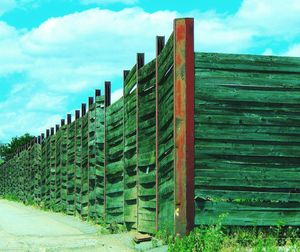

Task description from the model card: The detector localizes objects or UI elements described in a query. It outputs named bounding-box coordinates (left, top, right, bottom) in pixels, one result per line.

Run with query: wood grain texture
left=195, top=52, right=300, bottom=226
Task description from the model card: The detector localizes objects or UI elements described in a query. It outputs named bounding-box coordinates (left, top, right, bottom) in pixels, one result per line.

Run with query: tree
left=0, top=133, right=34, bottom=163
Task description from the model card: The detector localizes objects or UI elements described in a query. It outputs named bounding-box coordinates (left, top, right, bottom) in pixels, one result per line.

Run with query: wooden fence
left=194, top=52, right=300, bottom=227
left=1, top=17, right=300, bottom=236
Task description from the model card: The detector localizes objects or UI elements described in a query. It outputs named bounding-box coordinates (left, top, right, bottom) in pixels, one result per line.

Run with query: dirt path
left=0, top=199, right=136, bottom=252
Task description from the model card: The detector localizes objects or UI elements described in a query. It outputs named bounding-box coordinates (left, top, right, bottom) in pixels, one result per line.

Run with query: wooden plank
left=195, top=189, right=300, bottom=202
left=195, top=52, right=300, bottom=73
left=156, top=31, right=176, bottom=235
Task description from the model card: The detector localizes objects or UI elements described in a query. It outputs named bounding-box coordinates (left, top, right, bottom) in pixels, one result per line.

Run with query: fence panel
left=33, top=143, right=42, bottom=204
left=157, top=34, right=175, bottom=233
left=194, top=52, right=300, bottom=226
left=105, top=98, right=124, bottom=223
left=95, top=96, right=105, bottom=221
left=124, top=65, right=138, bottom=229
left=60, top=125, right=68, bottom=211
left=66, top=121, right=75, bottom=214
left=137, top=59, right=156, bottom=233
left=81, top=113, right=89, bottom=218
left=88, top=101, right=97, bottom=219
left=75, top=117, right=82, bottom=215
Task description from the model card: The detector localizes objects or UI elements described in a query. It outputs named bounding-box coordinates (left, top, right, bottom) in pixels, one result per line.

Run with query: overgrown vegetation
left=0, top=133, right=34, bottom=162
left=155, top=216, right=300, bottom=252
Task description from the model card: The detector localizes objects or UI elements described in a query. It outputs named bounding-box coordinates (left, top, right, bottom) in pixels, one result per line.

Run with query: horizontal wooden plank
left=196, top=189, right=300, bottom=202
left=196, top=52, right=300, bottom=73
left=195, top=200, right=300, bottom=226
left=195, top=141, right=300, bottom=158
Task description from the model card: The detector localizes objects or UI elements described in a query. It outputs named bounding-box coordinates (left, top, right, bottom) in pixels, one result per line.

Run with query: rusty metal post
left=155, top=36, right=165, bottom=232
left=80, top=104, right=86, bottom=215
left=105, top=82, right=111, bottom=107
left=104, top=81, right=111, bottom=222
left=95, top=89, right=101, bottom=97
left=173, top=18, right=195, bottom=236
left=74, top=110, right=80, bottom=210
left=59, top=119, right=65, bottom=205
left=66, top=114, right=71, bottom=211
left=61, top=119, right=65, bottom=127
left=87, top=98, right=94, bottom=216
left=54, top=124, right=59, bottom=206
left=50, top=126, right=54, bottom=203
left=136, top=53, right=144, bottom=229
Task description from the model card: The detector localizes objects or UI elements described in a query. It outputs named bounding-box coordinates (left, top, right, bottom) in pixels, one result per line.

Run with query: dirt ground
left=0, top=199, right=167, bottom=252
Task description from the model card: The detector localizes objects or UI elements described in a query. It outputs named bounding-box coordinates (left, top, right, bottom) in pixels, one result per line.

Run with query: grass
left=160, top=223, right=300, bottom=252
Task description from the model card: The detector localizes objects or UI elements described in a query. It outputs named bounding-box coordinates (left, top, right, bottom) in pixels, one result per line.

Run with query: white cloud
left=0, top=22, right=32, bottom=76
left=15, top=7, right=177, bottom=93
left=3, top=1, right=300, bottom=142
left=235, top=0, right=300, bottom=39
left=0, top=90, right=66, bottom=142
left=26, top=93, right=66, bottom=110
left=0, top=7, right=178, bottom=141
left=194, top=17, right=254, bottom=53
left=111, top=88, right=123, bottom=103
left=81, top=0, right=138, bottom=5
left=285, top=44, right=300, bottom=57
left=262, top=48, right=274, bottom=56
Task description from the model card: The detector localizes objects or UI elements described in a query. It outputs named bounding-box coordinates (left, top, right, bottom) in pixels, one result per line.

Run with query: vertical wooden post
left=104, top=81, right=111, bottom=222
left=155, top=36, right=165, bottom=232
left=173, top=18, right=195, bottom=236
left=136, top=53, right=144, bottom=229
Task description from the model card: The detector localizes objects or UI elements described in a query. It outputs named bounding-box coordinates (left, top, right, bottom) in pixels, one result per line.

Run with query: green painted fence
left=194, top=52, right=300, bottom=226
left=1, top=18, right=300, bottom=236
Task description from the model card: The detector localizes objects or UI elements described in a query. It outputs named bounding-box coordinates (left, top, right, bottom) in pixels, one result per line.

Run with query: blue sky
left=1, top=0, right=300, bottom=142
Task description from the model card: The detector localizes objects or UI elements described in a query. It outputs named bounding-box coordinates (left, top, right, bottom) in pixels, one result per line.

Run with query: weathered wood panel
left=105, top=98, right=124, bottom=223
left=124, top=65, right=138, bottom=229
left=95, top=96, right=105, bottom=222
left=137, top=59, right=156, bottom=233
left=157, top=33, right=175, bottom=233
left=195, top=52, right=300, bottom=226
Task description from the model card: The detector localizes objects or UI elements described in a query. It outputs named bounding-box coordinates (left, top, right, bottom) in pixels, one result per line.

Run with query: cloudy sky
left=1, top=0, right=300, bottom=143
